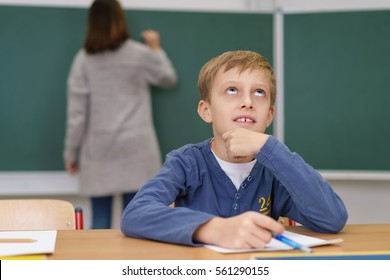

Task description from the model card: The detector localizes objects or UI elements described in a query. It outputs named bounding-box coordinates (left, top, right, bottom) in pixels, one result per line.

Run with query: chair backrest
left=0, top=199, right=76, bottom=230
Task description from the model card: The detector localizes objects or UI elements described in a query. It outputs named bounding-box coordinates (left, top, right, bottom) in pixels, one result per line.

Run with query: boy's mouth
left=234, top=116, right=256, bottom=123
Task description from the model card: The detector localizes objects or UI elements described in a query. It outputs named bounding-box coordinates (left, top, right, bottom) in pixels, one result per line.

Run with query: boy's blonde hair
left=198, top=50, right=276, bottom=105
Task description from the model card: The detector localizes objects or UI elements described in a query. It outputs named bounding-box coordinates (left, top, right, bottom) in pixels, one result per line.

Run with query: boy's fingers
left=254, top=213, right=285, bottom=234
left=222, top=130, right=232, bottom=141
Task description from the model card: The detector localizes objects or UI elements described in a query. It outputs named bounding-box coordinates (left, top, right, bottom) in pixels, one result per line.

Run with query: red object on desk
left=75, top=207, right=84, bottom=230
left=289, top=220, right=297, bottom=226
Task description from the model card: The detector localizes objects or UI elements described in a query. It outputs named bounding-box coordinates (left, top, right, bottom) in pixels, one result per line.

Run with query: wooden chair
left=0, top=199, right=82, bottom=230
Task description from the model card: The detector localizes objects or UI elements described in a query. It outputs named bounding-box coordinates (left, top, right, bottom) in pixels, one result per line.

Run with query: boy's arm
left=222, top=128, right=347, bottom=233
left=258, top=135, right=348, bottom=233
left=121, top=150, right=214, bottom=246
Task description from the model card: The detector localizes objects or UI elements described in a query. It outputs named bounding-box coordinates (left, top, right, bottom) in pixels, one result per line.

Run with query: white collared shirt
left=212, top=151, right=256, bottom=190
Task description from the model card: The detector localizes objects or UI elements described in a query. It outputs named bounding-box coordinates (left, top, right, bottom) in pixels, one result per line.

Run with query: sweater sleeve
left=142, top=48, right=177, bottom=88
left=257, top=136, right=348, bottom=233
left=120, top=149, right=214, bottom=246
left=63, top=51, right=89, bottom=163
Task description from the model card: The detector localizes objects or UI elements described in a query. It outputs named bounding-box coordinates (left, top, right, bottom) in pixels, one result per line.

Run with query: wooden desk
left=48, top=224, right=390, bottom=260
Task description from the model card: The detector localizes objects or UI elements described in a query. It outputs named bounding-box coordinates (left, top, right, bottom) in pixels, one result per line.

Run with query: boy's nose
left=240, top=94, right=254, bottom=109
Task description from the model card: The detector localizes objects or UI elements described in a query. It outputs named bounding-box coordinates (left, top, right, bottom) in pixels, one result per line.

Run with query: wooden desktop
left=48, top=224, right=390, bottom=260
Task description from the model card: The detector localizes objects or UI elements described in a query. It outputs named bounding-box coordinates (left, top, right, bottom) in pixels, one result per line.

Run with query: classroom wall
left=3, top=177, right=390, bottom=229
left=1, top=0, right=390, bottom=227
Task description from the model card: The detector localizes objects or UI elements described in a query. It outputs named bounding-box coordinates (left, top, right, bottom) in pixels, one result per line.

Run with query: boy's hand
left=193, top=211, right=284, bottom=249
left=222, top=128, right=269, bottom=162
left=141, top=29, right=161, bottom=50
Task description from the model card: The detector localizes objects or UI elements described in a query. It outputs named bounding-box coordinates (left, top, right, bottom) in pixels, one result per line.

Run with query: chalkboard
left=0, top=5, right=273, bottom=171
left=0, top=6, right=85, bottom=171
left=284, top=10, right=390, bottom=171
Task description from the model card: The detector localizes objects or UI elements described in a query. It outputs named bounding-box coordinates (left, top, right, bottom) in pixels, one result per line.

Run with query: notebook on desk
left=0, top=230, right=57, bottom=258
left=204, top=231, right=343, bottom=254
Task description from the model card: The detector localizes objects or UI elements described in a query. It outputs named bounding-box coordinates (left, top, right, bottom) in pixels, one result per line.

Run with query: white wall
left=2, top=173, right=390, bottom=228
left=3, top=180, right=390, bottom=228
left=1, top=0, right=390, bottom=12
left=332, top=181, right=390, bottom=225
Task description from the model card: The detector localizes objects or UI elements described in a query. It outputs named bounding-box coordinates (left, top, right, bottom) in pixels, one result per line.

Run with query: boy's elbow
left=120, top=211, right=135, bottom=237
left=320, top=199, right=349, bottom=233
left=317, top=210, right=348, bottom=234
left=331, top=203, right=349, bottom=233
left=332, top=210, right=348, bottom=233
left=120, top=218, right=129, bottom=236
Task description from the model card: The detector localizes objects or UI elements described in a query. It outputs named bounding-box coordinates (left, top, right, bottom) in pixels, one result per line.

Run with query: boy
left=121, top=50, right=348, bottom=249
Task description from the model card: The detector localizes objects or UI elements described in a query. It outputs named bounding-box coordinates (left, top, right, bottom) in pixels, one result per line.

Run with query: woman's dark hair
left=84, top=0, right=129, bottom=54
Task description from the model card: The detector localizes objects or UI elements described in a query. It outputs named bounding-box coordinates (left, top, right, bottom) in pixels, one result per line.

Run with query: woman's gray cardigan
left=64, top=39, right=177, bottom=196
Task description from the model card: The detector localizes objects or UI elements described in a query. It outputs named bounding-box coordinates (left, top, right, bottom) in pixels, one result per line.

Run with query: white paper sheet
left=0, top=230, right=57, bottom=257
left=204, top=231, right=343, bottom=253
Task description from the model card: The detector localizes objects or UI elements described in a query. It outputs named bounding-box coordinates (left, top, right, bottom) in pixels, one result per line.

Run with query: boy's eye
left=226, top=88, right=238, bottom=95
left=254, top=89, right=265, bottom=97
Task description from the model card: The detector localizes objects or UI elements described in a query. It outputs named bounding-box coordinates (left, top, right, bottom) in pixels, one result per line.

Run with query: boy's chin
left=235, top=125, right=266, bottom=133
left=230, top=156, right=255, bottom=163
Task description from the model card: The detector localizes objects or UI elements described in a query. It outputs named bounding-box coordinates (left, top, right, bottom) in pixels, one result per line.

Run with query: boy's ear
left=267, top=105, right=275, bottom=127
left=197, top=100, right=212, bottom=124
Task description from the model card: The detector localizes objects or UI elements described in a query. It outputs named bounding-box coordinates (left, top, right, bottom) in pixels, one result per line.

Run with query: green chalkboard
left=284, top=11, right=390, bottom=170
left=0, top=6, right=85, bottom=171
left=0, top=6, right=273, bottom=171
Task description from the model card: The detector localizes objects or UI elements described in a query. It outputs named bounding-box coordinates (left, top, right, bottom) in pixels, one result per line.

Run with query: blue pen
left=272, top=233, right=313, bottom=253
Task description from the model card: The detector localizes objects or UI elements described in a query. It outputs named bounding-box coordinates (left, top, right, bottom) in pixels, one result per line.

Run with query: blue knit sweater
left=121, top=136, right=348, bottom=246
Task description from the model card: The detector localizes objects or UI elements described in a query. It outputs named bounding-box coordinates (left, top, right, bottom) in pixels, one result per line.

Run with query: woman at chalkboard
left=63, top=0, right=177, bottom=228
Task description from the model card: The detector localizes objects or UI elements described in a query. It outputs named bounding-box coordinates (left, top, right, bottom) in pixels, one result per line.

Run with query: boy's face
left=198, top=67, right=274, bottom=139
